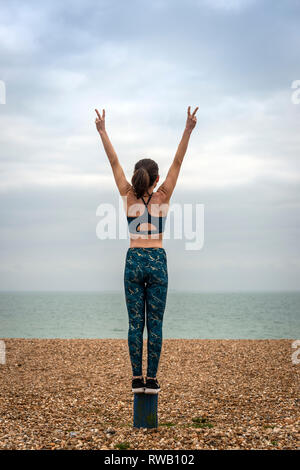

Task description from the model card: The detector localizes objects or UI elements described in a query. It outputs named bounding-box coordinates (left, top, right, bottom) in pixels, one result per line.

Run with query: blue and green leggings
left=124, top=247, right=168, bottom=378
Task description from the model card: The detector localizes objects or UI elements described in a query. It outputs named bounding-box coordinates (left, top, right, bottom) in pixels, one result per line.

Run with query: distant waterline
left=0, top=291, right=299, bottom=339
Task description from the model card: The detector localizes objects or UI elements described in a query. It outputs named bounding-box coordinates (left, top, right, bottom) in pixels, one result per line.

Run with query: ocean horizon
left=0, top=290, right=299, bottom=340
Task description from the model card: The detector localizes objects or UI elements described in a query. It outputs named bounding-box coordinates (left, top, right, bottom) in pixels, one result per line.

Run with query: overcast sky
left=0, top=0, right=299, bottom=292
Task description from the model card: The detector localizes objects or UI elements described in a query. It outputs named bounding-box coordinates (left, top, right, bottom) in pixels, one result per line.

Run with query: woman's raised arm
left=157, top=106, right=198, bottom=201
left=95, top=108, right=131, bottom=196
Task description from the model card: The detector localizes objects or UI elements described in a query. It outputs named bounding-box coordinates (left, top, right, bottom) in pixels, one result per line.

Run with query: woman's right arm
left=95, top=108, right=132, bottom=196
left=157, top=106, right=198, bottom=201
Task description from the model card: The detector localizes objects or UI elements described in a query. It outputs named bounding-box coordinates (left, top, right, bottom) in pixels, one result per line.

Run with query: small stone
left=105, top=428, right=116, bottom=435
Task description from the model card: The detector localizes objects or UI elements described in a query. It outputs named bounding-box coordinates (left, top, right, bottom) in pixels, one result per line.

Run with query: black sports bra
left=127, top=192, right=167, bottom=235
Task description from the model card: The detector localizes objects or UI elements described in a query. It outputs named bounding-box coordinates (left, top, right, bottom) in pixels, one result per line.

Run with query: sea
left=0, top=291, right=299, bottom=339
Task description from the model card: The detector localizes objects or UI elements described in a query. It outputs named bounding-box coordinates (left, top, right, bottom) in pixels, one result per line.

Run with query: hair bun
left=131, top=158, right=159, bottom=200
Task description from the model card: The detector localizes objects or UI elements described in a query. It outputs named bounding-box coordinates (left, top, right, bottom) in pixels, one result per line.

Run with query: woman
left=95, top=106, right=198, bottom=394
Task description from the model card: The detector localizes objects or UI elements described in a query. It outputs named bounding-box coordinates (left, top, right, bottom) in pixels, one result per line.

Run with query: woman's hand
left=185, top=106, right=199, bottom=133
left=95, top=108, right=106, bottom=133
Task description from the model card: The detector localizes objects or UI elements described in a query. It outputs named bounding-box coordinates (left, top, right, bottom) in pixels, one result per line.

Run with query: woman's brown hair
left=131, top=158, right=159, bottom=199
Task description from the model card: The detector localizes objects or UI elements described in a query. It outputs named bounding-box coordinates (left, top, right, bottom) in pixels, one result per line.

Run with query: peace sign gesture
left=95, top=108, right=106, bottom=134
left=185, top=105, right=199, bottom=133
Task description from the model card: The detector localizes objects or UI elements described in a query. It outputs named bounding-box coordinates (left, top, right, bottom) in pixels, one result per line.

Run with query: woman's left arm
left=95, top=108, right=131, bottom=196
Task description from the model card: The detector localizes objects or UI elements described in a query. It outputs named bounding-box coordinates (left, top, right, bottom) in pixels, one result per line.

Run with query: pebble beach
left=0, top=339, right=299, bottom=450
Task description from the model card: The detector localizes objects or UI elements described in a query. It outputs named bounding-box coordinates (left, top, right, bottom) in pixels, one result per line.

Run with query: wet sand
left=0, top=339, right=299, bottom=450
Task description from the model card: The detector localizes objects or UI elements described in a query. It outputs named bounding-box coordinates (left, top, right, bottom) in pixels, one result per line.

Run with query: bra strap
left=141, top=192, right=153, bottom=207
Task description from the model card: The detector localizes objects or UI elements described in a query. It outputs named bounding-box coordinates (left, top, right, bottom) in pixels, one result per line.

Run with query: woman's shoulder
left=155, top=187, right=171, bottom=205
left=152, top=191, right=170, bottom=217
left=121, top=184, right=134, bottom=200
left=123, top=187, right=170, bottom=206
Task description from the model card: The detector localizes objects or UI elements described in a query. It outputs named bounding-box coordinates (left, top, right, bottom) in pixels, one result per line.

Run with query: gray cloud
left=0, top=0, right=299, bottom=291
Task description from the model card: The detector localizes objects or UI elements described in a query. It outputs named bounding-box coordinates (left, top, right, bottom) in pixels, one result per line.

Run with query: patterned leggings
left=124, top=247, right=168, bottom=378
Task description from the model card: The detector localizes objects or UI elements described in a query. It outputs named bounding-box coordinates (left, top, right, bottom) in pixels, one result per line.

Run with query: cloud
left=0, top=0, right=299, bottom=290
left=198, top=0, right=257, bottom=12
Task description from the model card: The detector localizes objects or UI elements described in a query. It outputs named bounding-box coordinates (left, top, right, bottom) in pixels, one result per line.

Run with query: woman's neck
left=143, top=186, right=154, bottom=197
